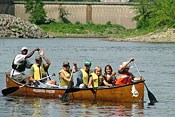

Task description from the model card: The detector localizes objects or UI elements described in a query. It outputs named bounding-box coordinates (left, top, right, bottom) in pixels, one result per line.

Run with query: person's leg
left=11, top=74, right=25, bottom=83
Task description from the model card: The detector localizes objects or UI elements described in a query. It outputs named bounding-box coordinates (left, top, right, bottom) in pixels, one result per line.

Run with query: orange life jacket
left=115, top=72, right=133, bottom=86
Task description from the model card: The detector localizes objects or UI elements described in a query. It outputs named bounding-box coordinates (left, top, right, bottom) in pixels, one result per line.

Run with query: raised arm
left=118, top=58, right=134, bottom=73
left=73, top=63, right=78, bottom=73
left=25, top=47, right=40, bottom=59
left=39, top=49, right=51, bottom=67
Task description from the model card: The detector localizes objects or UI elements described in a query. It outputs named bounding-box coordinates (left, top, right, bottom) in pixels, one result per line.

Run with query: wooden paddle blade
left=1, top=86, right=19, bottom=96
left=144, top=83, right=158, bottom=104
left=60, top=93, right=68, bottom=102
left=60, top=88, right=81, bottom=102
left=148, top=90, right=158, bottom=104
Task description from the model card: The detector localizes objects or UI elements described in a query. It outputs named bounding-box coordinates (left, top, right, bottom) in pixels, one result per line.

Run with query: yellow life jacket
left=59, top=69, right=71, bottom=87
left=32, top=64, right=47, bottom=80
left=80, top=69, right=92, bottom=85
left=91, top=72, right=103, bottom=88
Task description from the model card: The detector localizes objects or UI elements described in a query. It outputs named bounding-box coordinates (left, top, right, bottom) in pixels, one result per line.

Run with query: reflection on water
left=69, top=100, right=144, bottom=117
left=2, top=96, right=144, bottom=117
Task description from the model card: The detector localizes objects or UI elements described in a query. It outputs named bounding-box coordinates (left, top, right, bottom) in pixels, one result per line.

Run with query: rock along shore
left=106, top=28, right=175, bottom=43
left=0, top=14, right=49, bottom=38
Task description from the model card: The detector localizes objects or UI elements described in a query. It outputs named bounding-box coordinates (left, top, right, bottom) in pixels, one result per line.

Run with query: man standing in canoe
left=76, top=60, right=92, bottom=88
left=29, top=49, right=56, bottom=86
left=11, top=47, right=40, bottom=84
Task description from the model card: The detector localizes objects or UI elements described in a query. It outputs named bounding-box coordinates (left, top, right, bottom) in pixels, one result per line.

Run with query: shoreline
left=1, top=14, right=175, bottom=43
left=1, top=30, right=175, bottom=43
left=46, top=28, right=175, bottom=43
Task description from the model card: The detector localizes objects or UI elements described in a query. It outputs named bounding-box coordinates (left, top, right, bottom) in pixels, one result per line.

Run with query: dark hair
left=35, top=56, right=42, bottom=61
left=104, top=64, right=113, bottom=74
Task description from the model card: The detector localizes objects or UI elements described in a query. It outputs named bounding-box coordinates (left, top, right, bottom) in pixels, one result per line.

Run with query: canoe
left=4, top=72, right=144, bottom=102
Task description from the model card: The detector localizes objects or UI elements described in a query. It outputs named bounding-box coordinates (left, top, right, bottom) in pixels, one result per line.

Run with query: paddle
left=60, top=66, right=74, bottom=102
left=1, top=73, right=55, bottom=96
left=133, top=62, right=158, bottom=105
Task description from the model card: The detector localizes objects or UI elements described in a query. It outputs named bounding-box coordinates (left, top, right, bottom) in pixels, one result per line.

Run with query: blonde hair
left=94, top=66, right=102, bottom=75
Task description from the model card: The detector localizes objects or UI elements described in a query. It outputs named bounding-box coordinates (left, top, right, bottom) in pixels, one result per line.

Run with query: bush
left=134, top=0, right=175, bottom=29
left=25, top=0, right=47, bottom=24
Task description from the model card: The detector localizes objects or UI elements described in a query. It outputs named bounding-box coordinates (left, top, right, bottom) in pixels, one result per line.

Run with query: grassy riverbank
left=39, top=22, right=126, bottom=38
left=39, top=22, right=175, bottom=43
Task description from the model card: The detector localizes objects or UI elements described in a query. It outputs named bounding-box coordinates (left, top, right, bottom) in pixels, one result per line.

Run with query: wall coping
left=13, top=1, right=138, bottom=5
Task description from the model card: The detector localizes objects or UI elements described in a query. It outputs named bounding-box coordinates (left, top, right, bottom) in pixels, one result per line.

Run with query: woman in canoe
left=58, top=61, right=78, bottom=89
left=103, top=64, right=117, bottom=86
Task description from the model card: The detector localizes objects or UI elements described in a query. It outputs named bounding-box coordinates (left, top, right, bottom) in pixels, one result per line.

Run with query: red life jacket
left=115, top=72, right=133, bottom=86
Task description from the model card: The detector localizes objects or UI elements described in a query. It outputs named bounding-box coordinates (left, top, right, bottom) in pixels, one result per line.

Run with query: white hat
left=120, top=62, right=130, bottom=68
left=21, top=47, right=28, bottom=51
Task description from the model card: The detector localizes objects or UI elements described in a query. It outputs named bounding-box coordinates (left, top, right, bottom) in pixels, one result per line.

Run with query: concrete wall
left=92, top=5, right=135, bottom=28
left=13, top=2, right=136, bottom=29
left=0, top=0, right=14, bottom=15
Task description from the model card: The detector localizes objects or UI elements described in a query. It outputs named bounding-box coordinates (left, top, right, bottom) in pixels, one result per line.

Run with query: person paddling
left=58, top=61, right=78, bottom=89
left=29, top=49, right=56, bottom=87
left=11, top=47, right=40, bottom=84
left=115, top=58, right=135, bottom=86
left=76, top=60, right=92, bottom=88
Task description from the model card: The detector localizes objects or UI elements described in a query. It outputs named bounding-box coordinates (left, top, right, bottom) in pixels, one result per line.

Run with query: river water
left=0, top=38, right=175, bottom=117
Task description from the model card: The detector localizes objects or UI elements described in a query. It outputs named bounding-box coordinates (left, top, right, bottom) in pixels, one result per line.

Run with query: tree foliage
left=25, top=0, right=47, bottom=24
left=58, top=6, right=70, bottom=23
left=134, top=0, right=175, bottom=29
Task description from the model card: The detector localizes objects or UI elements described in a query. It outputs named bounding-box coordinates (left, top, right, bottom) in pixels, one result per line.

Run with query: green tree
left=58, top=6, right=70, bottom=23
left=134, top=0, right=175, bottom=28
left=25, top=0, right=47, bottom=24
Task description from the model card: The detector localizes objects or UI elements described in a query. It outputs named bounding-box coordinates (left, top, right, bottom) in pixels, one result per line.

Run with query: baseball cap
left=84, top=61, right=91, bottom=66
left=35, top=56, right=42, bottom=61
left=21, top=47, right=28, bottom=51
left=63, top=61, right=69, bottom=66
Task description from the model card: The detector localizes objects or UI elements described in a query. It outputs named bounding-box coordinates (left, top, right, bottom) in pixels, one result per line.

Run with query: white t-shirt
left=10, top=54, right=27, bottom=77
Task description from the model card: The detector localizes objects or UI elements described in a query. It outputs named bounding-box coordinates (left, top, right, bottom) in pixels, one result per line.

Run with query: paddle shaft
left=35, top=73, right=55, bottom=82
left=60, top=66, right=74, bottom=102
left=133, top=62, right=142, bottom=78
left=133, top=62, right=158, bottom=104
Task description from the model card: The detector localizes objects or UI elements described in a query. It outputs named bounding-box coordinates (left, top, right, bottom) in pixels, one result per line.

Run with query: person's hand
left=111, top=72, right=116, bottom=76
left=130, top=58, right=134, bottom=62
left=112, top=80, right=116, bottom=85
left=73, top=62, right=77, bottom=67
left=40, top=49, right=44, bottom=56
left=68, top=78, right=73, bottom=82
left=35, top=47, right=40, bottom=51
left=108, top=84, right=113, bottom=87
